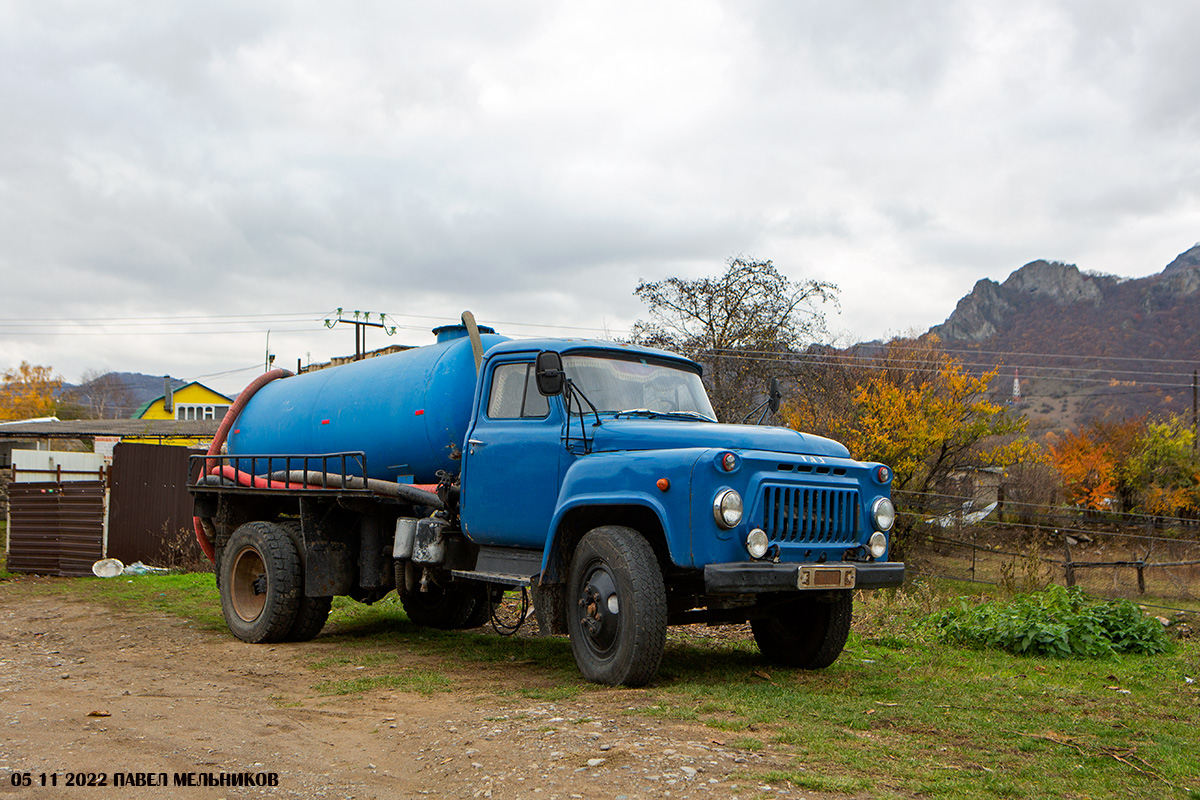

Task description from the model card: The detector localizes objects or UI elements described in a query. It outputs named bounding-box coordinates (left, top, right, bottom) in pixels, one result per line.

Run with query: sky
left=2, top=0, right=1198, bottom=397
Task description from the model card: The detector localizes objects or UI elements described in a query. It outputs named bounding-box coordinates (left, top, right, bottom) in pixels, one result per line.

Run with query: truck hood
left=584, top=418, right=851, bottom=458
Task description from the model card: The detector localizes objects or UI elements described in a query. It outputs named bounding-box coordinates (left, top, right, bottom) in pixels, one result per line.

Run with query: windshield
left=562, top=353, right=716, bottom=421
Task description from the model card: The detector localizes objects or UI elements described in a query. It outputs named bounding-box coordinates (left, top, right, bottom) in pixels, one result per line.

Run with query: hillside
left=59, top=373, right=187, bottom=419
left=930, top=243, right=1200, bottom=432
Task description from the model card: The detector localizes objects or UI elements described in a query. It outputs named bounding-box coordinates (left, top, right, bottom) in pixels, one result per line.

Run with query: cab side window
left=487, top=363, right=550, bottom=419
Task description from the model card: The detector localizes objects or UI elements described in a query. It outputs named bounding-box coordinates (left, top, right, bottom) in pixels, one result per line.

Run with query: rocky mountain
left=930, top=243, right=1200, bottom=431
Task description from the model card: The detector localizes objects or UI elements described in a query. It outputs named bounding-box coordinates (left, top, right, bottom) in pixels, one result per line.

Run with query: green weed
left=933, top=585, right=1171, bottom=657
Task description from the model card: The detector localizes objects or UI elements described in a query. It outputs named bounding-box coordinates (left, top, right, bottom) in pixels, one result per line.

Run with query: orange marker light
left=656, top=478, right=670, bottom=492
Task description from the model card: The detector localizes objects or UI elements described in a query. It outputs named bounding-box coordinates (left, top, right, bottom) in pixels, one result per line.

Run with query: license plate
left=797, top=566, right=856, bottom=589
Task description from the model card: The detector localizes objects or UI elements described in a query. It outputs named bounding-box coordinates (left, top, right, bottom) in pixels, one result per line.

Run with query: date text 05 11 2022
left=9, top=771, right=281, bottom=788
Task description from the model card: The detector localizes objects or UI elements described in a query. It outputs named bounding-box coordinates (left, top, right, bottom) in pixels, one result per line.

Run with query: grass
left=0, top=519, right=10, bottom=579
left=312, top=667, right=452, bottom=696
left=2, top=571, right=1197, bottom=798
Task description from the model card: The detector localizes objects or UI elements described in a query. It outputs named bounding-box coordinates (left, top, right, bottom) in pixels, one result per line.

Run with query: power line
left=698, top=349, right=1198, bottom=390
left=861, top=338, right=1200, bottom=367
left=2, top=326, right=328, bottom=338
left=0, top=311, right=334, bottom=326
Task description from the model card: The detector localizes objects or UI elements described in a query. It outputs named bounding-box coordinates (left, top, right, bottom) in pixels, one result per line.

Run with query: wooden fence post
left=1062, top=534, right=1075, bottom=587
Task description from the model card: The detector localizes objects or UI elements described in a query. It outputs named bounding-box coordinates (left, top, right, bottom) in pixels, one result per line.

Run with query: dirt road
left=0, top=586, right=820, bottom=800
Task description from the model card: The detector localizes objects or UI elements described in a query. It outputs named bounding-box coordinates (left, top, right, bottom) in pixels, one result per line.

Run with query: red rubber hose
left=210, top=465, right=317, bottom=490
left=193, top=368, right=293, bottom=562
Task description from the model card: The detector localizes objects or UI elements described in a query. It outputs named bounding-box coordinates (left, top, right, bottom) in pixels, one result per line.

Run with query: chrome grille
left=761, top=485, right=860, bottom=545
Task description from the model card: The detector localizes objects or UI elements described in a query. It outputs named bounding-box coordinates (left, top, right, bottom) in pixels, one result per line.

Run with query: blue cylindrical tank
left=226, top=325, right=509, bottom=484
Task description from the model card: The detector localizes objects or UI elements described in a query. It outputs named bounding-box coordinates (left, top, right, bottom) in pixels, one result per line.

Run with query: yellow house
left=131, top=381, right=233, bottom=447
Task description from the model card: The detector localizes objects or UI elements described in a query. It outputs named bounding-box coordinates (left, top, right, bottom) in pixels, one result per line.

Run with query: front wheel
left=219, top=522, right=302, bottom=643
left=751, top=591, right=852, bottom=669
left=567, top=526, right=667, bottom=687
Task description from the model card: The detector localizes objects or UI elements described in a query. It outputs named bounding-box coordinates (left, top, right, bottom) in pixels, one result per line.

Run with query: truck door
left=459, top=358, right=564, bottom=549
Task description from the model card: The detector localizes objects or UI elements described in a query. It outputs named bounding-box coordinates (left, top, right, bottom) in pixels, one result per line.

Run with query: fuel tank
left=226, top=325, right=509, bottom=484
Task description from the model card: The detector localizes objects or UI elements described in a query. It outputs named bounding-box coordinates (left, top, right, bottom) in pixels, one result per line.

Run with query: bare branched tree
left=70, top=369, right=134, bottom=419
left=632, top=257, right=838, bottom=422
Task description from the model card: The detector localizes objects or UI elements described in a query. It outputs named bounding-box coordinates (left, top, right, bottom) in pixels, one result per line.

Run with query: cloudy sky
left=2, top=1, right=1198, bottom=396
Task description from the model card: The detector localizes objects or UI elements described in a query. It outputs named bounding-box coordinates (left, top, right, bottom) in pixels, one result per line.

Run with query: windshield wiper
left=613, top=409, right=714, bottom=422
left=655, top=410, right=715, bottom=422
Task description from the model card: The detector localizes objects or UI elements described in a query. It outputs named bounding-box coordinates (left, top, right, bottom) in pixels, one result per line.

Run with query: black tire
left=751, top=590, right=853, bottom=669
left=219, top=522, right=302, bottom=643
left=461, top=584, right=504, bottom=629
left=277, top=521, right=332, bottom=642
left=287, top=595, right=333, bottom=641
left=402, top=581, right=488, bottom=629
left=566, top=526, right=667, bottom=687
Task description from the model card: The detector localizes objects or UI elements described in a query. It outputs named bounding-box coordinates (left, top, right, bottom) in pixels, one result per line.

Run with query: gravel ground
left=0, top=587, right=836, bottom=800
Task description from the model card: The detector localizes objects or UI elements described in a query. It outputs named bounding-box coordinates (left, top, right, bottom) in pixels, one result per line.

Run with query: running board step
left=451, top=570, right=533, bottom=587
left=451, top=546, right=543, bottom=587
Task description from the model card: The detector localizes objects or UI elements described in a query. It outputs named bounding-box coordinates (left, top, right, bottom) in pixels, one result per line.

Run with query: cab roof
left=483, top=337, right=703, bottom=375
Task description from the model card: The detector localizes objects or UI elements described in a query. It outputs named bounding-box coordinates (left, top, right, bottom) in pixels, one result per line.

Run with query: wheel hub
left=578, top=567, right=619, bottom=652
left=230, top=546, right=268, bottom=623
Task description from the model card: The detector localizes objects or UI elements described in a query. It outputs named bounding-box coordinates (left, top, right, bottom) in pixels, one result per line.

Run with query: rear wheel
left=402, top=581, right=489, bottom=629
left=277, top=521, right=332, bottom=641
left=286, top=595, right=333, bottom=641
left=751, top=591, right=852, bottom=669
left=567, top=526, right=667, bottom=687
left=219, top=522, right=302, bottom=643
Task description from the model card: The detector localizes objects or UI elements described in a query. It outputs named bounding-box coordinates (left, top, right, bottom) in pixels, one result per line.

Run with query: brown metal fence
left=6, top=481, right=106, bottom=577
left=106, top=442, right=203, bottom=566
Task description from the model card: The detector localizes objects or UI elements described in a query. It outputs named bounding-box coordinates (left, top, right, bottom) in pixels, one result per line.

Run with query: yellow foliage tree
left=785, top=336, right=1028, bottom=499
left=0, top=362, right=62, bottom=420
left=1121, top=416, right=1199, bottom=517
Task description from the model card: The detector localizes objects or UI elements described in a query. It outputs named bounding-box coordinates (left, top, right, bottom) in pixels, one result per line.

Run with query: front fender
left=539, top=449, right=707, bottom=578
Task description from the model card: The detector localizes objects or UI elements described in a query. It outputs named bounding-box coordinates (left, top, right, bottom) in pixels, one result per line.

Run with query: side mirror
left=768, top=377, right=782, bottom=413
left=534, top=351, right=565, bottom=396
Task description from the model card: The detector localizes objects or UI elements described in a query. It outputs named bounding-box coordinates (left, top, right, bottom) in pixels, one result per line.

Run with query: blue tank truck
left=189, top=314, right=904, bottom=686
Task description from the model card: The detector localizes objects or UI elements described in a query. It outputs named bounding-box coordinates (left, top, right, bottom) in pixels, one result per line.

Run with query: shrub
left=931, top=584, right=1169, bottom=657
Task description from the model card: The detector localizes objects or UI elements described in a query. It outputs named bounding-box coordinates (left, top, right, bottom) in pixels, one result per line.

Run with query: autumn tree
left=0, top=362, right=62, bottom=420
left=790, top=336, right=1027, bottom=495
left=632, top=257, right=838, bottom=422
left=1049, top=428, right=1117, bottom=511
left=1048, top=418, right=1143, bottom=513
left=785, top=335, right=1030, bottom=552
left=1121, top=416, right=1199, bottom=518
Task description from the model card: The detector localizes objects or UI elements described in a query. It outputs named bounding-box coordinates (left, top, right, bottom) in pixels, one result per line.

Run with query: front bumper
left=704, top=561, right=905, bottom=595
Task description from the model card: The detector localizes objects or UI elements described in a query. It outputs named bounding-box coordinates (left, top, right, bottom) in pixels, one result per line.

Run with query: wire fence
left=897, top=492, right=1200, bottom=617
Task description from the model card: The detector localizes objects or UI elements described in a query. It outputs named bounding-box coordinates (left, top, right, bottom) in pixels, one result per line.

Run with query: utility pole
left=324, top=309, right=396, bottom=361
left=1192, top=370, right=1197, bottom=451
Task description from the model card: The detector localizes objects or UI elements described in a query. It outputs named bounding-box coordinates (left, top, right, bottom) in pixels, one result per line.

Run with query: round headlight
left=720, top=452, right=739, bottom=472
left=871, top=497, right=895, bottom=532
left=713, top=489, right=743, bottom=529
left=868, top=531, right=888, bottom=559
left=746, top=528, right=769, bottom=559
